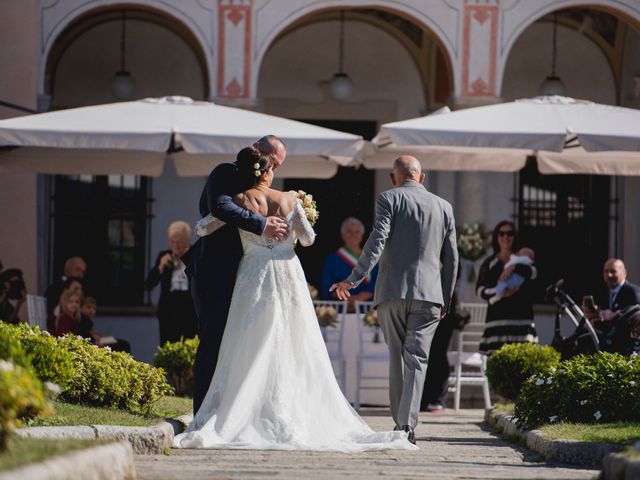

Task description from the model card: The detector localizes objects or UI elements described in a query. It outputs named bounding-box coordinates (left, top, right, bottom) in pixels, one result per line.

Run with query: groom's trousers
left=377, top=299, right=441, bottom=429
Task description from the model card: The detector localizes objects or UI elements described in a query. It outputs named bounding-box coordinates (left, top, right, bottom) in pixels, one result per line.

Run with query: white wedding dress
left=174, top=200, right=416, bottom=452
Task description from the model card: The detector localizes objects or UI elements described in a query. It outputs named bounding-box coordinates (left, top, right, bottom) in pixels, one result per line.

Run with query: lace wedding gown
left=174, top=200, right=415, bottom=452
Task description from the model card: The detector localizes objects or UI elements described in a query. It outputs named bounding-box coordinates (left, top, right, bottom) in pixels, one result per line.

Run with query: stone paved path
left=134, top=409, right=599, bottom=479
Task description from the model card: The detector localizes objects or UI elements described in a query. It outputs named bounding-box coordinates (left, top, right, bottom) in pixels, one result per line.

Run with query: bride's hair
left=235, top=145, right=272, bottom=190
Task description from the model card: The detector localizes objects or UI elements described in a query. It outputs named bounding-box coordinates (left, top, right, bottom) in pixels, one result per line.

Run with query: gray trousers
left=377, top=299, right=441, bottom=428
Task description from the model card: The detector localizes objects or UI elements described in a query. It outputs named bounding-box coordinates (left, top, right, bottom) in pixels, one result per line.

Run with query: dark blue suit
left=181, top=163, right=265, bottom=414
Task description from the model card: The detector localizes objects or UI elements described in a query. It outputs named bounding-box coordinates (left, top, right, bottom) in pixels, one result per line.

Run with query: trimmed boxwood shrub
left=0, top=323, right=171, bottom=414
left=0, top=326, right=31, bottom=370
left=486, top=343, right=561, bottom=401
left=0, top=359, right=51, bottom=450
left=5, top=324, right=75, bottom=388
left=57, top=334, right=172, bottom=413
left=154, top=337, right=199, bottom=397
left=515, top=352, right=640, bottom=428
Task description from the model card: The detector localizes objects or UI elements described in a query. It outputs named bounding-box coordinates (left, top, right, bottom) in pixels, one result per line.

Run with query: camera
left=6, top=278, right=25, bottom=300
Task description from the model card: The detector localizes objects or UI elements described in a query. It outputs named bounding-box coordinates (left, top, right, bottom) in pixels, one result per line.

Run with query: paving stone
left=134, top=409, right=599, bottom=479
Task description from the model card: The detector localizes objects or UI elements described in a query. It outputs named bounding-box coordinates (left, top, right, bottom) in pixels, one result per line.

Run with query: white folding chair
left=313, top=300, right=347, bottom=393
left=26, top=294, right=48, bottom=331
left=354, top=301, right=389, bottom=412
left=447, top=302, right=492, bottom=411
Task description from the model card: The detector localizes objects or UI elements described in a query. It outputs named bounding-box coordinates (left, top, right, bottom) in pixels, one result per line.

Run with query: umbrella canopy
left=369, top=96, right=640, bottom=175
left=0, top=96, right=363, bottom=178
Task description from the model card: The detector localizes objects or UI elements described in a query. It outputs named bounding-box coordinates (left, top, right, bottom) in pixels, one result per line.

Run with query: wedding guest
left=476, top=221, right=538, bottom=353
left=0, top=268, right=27, bottom=325
left=145, top=221, right=198, bottom=345
left=595, top=258, right=640, bottom=320
left=322, top=217, right=378, bottom=311
left=75, top=296, right=131, bottom=353
left=55, top=289, right=82, bottom=336
left=45, top=256, right=87, bottom=332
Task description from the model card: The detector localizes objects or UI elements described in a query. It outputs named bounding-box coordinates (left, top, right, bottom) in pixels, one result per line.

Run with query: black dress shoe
left=399, top=425, right=416, bottom=445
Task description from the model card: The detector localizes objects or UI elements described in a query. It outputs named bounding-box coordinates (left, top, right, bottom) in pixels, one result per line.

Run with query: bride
left=173, top=146, right=416, bottom=452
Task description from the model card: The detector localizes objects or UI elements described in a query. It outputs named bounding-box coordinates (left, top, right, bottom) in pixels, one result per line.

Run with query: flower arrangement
left=457, top=223, right=487, bottom=261
left=362, top=309, right=381, bottom=342
left=315, top=305, right=338, bottom=328
left=363, top=309, right=379, bottom=327
left=290, top=190, right=319, bottom=226
left=308, top=283, right=319, bottom=300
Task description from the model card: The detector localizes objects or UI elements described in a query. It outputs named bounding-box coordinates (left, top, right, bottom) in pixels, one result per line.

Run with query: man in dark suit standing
left=183, top=136, right=288, bottom=415
left=597, top=258, right=640, bottom=320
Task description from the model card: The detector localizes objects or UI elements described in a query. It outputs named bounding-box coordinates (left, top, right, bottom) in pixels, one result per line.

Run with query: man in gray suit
left=331, top=155, right=458, bottom=444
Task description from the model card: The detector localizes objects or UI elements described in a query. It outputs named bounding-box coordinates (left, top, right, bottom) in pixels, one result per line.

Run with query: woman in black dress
left=476, top=220, right=538, bottom=353
left=145, top=221, right=198, bottom=345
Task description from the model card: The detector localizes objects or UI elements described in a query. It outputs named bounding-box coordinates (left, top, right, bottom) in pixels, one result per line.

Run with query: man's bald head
left=603, top=258, right=627, bottom=290
left=64, top=257, right=86, bottom=279
left=391, top=155, right=425, bottom=186
left=253, top=135, right=286, bottom=170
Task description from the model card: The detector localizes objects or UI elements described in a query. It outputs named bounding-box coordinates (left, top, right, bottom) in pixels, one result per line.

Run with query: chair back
left=312, top=300, right=348, bottom=354
left=354, top=301, right=384, bottom=352
left=26, top=294, right=48, bottom=331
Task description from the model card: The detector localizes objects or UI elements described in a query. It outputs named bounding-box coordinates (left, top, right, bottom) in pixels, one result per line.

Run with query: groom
left=331, top=156, right=458, bottom=444
left=182, top=135, right=288, bottom=415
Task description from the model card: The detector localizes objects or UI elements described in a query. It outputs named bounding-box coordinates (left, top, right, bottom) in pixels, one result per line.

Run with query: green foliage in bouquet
left=457, top=223, right=488, bottom=261
left=0, top=360, right=51, bottom=450
left=154, top=337, right=199, bottom=397
left=486, top=343, right=561, bottom=401
left=515, top=352, right=640, bottom=428
left=58, top=334, right=172, bottom=413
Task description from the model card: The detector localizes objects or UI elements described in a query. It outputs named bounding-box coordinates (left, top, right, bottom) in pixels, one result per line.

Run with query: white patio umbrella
left=0, top=96, right=364, bottom=178
left=367, top=96, right=640, bottom=175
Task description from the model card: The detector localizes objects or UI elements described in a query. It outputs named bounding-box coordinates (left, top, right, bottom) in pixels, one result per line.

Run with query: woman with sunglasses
left=475, top=220, right=538, bottom=353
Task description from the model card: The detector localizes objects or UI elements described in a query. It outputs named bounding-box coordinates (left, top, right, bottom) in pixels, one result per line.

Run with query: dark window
left=284, top=120, right=377, bottom=294
left=517, top=158, right=614, bottom=301
left=48, top=175, right=152, bottom=306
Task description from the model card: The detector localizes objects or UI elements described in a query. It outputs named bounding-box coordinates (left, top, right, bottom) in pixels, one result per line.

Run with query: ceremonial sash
left=336, top=247, right=370, bottom=284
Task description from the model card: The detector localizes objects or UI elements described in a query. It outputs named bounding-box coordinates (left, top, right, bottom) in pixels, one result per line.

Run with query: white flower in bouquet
left=315, top=305, right=338, bottom=328
left=290, top=190, right=319, bottom=227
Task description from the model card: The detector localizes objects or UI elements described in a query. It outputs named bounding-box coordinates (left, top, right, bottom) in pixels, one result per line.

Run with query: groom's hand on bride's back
left=264, top=216, right=288, bottom=241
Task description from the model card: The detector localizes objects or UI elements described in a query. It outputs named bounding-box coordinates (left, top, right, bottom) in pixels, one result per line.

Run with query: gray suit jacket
left=347, top=182, right=458, bottom=312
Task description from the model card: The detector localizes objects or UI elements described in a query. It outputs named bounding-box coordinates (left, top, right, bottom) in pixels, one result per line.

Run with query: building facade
left=1, top=0, right=639, bottom=320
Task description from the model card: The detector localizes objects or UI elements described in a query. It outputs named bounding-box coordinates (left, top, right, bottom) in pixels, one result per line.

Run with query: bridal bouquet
left=290, top=190, right=319, bottom=226
left=315, top=305, right=338, bottom=328
left=457, top=223, right=487, bottom=261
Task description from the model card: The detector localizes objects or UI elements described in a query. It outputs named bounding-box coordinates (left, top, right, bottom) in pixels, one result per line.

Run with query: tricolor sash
left=336, top=247, right=370, bottom=284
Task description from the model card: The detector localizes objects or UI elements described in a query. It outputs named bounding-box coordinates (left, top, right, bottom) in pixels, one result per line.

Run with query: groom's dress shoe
left=398, top=425, right=416, bottom=445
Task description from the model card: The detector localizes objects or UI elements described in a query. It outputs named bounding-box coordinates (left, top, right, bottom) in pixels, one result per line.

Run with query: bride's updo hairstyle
left=235, top=145, right=273, bottom=191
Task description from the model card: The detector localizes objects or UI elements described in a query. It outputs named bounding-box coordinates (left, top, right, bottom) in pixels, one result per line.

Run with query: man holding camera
left=0, top=268, right=27, bottom=324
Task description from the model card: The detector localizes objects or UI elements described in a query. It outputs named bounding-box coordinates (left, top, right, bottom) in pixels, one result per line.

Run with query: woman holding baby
left=476, top=220, right=538, bottom=353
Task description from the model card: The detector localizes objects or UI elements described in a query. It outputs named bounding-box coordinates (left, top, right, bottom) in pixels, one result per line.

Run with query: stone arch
left=252, top=2, right=457, bottom=99
left=498, top=0, right=640, bottom=95
left=40, top=1, right=212, bottom=100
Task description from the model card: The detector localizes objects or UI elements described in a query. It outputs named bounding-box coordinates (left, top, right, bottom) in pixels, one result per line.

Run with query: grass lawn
left=28, top=395, right=193, bottom=427
left=539, top=422, right=640, bottom=446
left=0, top=436, right=107, bottom=471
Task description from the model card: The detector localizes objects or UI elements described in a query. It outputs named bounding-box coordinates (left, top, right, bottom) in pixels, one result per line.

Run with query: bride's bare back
left=234, top=187, right=296, bottom=219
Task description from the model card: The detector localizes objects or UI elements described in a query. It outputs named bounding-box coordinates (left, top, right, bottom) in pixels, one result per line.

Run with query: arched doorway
left=43, top=6, right=210, bottom=306
left=503, top=7, right=640, bottom=300
left=256, top=7, right=453, bottom=295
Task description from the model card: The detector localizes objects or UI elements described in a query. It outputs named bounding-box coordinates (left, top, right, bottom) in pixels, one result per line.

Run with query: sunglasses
left=497, top=230, right=515, bottom=237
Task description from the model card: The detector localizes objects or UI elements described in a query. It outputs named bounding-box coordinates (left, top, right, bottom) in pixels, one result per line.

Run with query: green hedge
left=0, top=323, right=171, bottom=414
left=154, top=337, right=199, bottom=397
left=0, top=360, right=51, bottom=450
left=486, top=343, right=561, bottom=401
left=515, top=352, right=640, bottom=428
